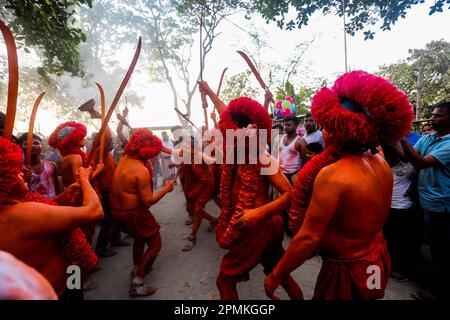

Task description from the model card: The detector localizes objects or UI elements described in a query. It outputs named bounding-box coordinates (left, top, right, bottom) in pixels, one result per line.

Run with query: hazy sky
left=1, top=0, right=449, bottom=136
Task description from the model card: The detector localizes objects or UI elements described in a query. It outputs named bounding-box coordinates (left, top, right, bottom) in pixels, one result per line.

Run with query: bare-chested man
left=197, top=93, right=303, bottom=300
left=80, top=107, right=132, bottom=257
left=111, top=128, right=175, bottom=297
left=180, top=137, right=218, bottom=252
left=264, top=71, right=414, bottom=300
left=48, top=121, right=104, bottom=243
left=0, top=137, right=104, bottom=297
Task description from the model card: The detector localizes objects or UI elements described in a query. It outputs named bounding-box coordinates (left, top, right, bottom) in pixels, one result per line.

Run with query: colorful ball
left=275, top=101, right=282, bottom=109
left=290, top=104, right=296, bottom=111
left=282, top=100, right=291, bottom=109
left=274, top=108, right=282, bottom=118
left=281, top=108, right=292, bottom=117
left=285, top=97, right=294, bottom=103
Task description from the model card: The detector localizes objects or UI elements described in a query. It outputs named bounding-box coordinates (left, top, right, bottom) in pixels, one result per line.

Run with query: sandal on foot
left=129, top=283, right=157, bottom=297
left=182, top=237, right=196, bottom=252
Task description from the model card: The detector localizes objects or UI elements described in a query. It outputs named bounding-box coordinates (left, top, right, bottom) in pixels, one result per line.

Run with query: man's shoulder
left=1, top=201, right=46, bottom=218
left=417, top=133, right=450, bottom=150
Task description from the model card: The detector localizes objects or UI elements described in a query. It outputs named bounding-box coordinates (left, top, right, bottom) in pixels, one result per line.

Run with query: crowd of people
left=0, top=70, right=449, bottom=301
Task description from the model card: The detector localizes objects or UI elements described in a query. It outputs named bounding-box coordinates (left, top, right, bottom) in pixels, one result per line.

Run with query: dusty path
left=86, top=181, right=418, bottom=300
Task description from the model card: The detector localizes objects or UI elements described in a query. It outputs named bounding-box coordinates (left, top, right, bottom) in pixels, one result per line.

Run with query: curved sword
left=236, top=50, right=275, bottom=104
left=26, top=92, right=45, bottom=165
left=95, top=83, right=106, bottom=165
left=174, top=108, right=201, bottom=133
left=0, top=19, right=19, bottom=141
left=216, top=67, right=228, bottom=96
left=87, top=37, right=142, bottom=166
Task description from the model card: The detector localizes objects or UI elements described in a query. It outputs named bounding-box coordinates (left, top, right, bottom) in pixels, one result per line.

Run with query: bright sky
left=1, top=0, right=449, bottom=136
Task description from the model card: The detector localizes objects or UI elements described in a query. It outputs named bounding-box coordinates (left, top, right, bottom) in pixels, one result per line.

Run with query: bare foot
left=129, top=283, right=157, bottom=297
left=182, top=236, right=196, bottom=252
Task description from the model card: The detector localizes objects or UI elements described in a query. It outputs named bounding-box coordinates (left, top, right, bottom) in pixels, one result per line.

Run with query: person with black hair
left=400, top=102, right=450, bottom=300
left=272, top=123, right=284, bottom=135
left=277, top=115, right=307, bottom=184
left=421, top=123, right=434, bottom=135
left=0, top=111, right=19, bottom=144
left=303, top=113, right=325, bottom=148
left=18, top=133, right=61, bottom=199
left=382, top=144, right=423, bottom=282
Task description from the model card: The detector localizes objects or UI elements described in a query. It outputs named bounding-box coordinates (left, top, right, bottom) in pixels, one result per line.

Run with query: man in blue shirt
left=401, top=102, right=450, bottom=300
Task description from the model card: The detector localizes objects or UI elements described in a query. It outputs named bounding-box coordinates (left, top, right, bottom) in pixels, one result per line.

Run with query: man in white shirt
left=277, top=116, right=307, bottom=184
left=382, top=145, right=423, bottom=282
left=303, top=113, right=325, bottom=148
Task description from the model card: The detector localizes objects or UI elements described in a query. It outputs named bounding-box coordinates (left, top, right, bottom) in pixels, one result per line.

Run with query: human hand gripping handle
left=22, top=166, right=32, bottom=184
left=164, top=180, right=176, bottom=193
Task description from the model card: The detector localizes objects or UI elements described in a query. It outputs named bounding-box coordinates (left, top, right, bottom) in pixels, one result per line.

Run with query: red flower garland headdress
left=219, top=96, right=272, bottom=144
left=216, top=97, right=272, bottom=249
left=123, top=128, right=163, bottom=161
left=49, top=121, right=87, bottom=156
left=0, top=137, right=23, bottom=202
left=288, top=71, right=414, bottom=234
left=48, top=122, right=90, bottom=166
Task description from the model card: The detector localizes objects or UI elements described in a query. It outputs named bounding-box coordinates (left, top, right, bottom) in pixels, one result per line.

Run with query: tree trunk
left=416, top=66, right=424, bottom=120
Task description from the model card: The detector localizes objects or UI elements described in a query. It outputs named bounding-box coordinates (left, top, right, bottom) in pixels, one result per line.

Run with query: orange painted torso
left=0, top=205, right=67, bottom=295
left=60, top=154, right=80, bottom=187
left=315, top=153, right=393, bottom=260
left=111, top=156, right=149, bottom=211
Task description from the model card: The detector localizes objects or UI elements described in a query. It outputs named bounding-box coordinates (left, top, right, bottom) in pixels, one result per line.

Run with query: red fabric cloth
left=219, top=215, right=285, bottom=283
left=112, top=205, right=160, bottom=240
left=182, top=163, right=214, bottom=201
left=313, top=236, right=391, bottom=300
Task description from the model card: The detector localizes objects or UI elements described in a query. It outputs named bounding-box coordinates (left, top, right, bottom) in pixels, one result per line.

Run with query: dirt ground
left=85, top=179, right=419, bottom=300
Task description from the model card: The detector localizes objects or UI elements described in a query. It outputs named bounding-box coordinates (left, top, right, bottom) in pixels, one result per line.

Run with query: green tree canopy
left=240, top=0, right=450, bottom=39
left=0, top=0, right=93, bottom=77
left=378, top=40, right=450, bottom=119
